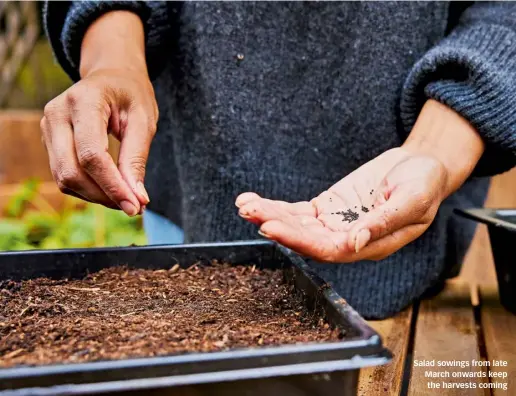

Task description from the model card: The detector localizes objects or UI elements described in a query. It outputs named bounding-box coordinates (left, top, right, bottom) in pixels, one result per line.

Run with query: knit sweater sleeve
left=43, top=1, right=172, bottom=82
left=400, top=2, right=516, bottom=176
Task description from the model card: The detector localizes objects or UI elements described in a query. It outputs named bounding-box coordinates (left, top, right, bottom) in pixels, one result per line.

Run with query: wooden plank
left=408, top=281, right=486, bottom=396
left=479, top=285, right=516, bottom=395
left=0, top=110, right=120, bottom=185
left=0, top=110, right=53, bottom=184
left=358, top=307, right=413, bottom=395
left=0, top=181, right=67, bottom=214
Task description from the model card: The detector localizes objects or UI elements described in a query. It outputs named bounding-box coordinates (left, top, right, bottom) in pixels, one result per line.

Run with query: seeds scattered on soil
left=331, top=209, right=359, bottom=223
left=361, top=206, right=369, bottom=213
left=0, top=264, right=341, bottom=368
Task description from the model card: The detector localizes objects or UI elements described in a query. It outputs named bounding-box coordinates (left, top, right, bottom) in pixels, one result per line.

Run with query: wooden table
left=358, top=281, right=516, bottom=395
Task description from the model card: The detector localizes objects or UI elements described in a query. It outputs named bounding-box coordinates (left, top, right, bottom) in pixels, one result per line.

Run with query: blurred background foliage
left=1, top=1, right=72, bottom=109
left=1, top=179, right=147, bottom=251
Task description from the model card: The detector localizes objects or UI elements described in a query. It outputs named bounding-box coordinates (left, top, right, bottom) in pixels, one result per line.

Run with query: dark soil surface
left=0, top=263, right=341, bottom=368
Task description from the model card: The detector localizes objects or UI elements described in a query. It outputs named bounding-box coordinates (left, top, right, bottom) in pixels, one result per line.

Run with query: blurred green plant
left=0, top=179, right=147, bottom=251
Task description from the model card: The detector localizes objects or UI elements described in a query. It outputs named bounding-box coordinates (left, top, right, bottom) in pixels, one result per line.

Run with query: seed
left=334, top=209, right=359, bottom=223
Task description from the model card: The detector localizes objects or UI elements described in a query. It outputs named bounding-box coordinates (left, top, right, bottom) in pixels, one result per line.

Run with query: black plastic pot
left=455, top=208, right=516, bottom=314
left=0, top=241, right=391, bottom=396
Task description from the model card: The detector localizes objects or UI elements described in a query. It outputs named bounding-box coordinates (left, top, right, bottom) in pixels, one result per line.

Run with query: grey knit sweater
left=44, top=1, right=516, bottom=319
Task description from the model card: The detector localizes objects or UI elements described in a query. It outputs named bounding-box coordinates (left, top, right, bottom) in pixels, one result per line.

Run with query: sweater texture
left=44, top=1, right=516, bottom=319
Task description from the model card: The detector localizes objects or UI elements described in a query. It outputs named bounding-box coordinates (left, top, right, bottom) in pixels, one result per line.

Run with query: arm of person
left=235, top=99, right=485, bottom=262
left=44, top=1, right=172, bottom=82
left=402, top=99, right=485, bottom=199
left=237, top=2, right=516, bottom=263
left=41, top=4, right=170, bottom=214
left=401, top=2, right=516, bottom=177
left=79, top=11, right=147, bottom=77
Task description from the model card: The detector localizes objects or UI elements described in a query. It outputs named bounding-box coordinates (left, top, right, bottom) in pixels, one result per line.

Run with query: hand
left=236, top=100, right=485, bottom=262
left=236, top=148, right=446, bottom=262
left=40, top=11, right=156, bottom=216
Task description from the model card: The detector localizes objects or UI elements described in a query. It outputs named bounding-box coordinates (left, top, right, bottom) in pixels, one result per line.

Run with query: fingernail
left=139, top=205, right=146, bottom=215
left=120, top=200, right=138, bottom=217
left=258, top=230, right=270, bottom=238
left=355, top=229, right=371, bottom=253
left=137, top=182, right=150, bottom=204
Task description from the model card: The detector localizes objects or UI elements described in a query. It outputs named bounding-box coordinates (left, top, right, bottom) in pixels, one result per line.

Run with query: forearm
left=44, top=1, right=171, bottom=82
left=400, top=2, right=516, bottom=177
left=402, top=99, right=485, bottom=198
left=80, top=11, right=147, bottom=78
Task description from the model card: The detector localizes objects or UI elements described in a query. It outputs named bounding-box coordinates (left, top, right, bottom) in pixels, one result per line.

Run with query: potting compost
left=0, top=263, right=341, bottom=368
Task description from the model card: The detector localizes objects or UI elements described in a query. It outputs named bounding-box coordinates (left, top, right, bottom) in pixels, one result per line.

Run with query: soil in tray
left=0, top=263, right=342, bottom=367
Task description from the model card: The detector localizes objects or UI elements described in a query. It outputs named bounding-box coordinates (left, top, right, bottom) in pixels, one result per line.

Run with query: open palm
left=236, top=148, right=447, bottom=262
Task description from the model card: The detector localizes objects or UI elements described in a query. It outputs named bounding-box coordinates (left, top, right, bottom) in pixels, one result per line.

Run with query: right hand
left=40, top=11, right=156, bottom=216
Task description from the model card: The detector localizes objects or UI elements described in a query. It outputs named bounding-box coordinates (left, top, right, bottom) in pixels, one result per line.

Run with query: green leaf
left=0, top=180, right=147, bottom=251
left=40, top=235, right=65, bottom=250
left=106, top=230, right=143, bottom=247
left=23, top=210, right=60, bottom=244
left=10, top=241, right=36, bottom=251
left=0, top=220, right=28, bottom=250
left=4, top=178, right=40, bottom=217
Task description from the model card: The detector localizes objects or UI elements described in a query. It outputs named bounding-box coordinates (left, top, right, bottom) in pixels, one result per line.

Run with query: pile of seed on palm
left=0, top=262, right=342, bottom=367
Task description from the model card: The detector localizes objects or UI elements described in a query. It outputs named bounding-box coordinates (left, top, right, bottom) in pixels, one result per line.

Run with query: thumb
left=118, top=111, right=155, bottom=207
left=347, top=186, right=430, bottom=253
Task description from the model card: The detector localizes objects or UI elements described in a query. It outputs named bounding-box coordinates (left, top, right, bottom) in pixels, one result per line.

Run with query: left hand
left=235, top=100, right=485, bottom=262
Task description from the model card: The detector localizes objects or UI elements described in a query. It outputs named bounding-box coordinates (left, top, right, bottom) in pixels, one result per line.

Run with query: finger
left=58, top=186, right=119, bottom=210
left=296, top=215, right=325, bottom=228
left=239, top=198, right=316, bottom=225
left=347, top=186, right=431, bottom=253
left=71, top=103, right=140, bottom=216
left=117, top=108, right=155, bottom=206
left=42, top=115, right=120, bottom=210
left=259, top=219, right=349, bottom=262
left=239, top=198, right=290, bottom=226
left=235, top=192, right=261, bottom=208
left=261, top=218, right=426, bottom=263
left=347, top=223, right=429, bottom=262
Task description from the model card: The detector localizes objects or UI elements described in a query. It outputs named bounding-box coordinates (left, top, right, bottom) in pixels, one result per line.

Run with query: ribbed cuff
left=401, top=24, right=516, bottom=177
left=44, top=1, right=171, bottom=82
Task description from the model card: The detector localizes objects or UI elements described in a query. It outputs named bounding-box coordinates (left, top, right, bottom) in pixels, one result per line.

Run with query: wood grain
left=408, top=281, right=486, bottom=396
left=358, top=307, right=413, bottom=395
left=0, top=181, right=67, bottom=214
left=479, top=285, right=516, bottom=396
left=0, top=110, right=53, bottom=184
left=0, top=110, right=120, bottom=185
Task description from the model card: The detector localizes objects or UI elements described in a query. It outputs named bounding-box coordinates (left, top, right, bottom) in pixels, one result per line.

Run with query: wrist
left=402, top=99, right=485, bottom=198
left=79, top=11, right=148, bottom=78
